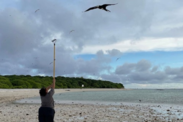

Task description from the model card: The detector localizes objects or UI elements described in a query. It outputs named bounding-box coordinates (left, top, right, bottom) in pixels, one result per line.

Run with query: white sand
left=1, top=89, right=183, bottom=122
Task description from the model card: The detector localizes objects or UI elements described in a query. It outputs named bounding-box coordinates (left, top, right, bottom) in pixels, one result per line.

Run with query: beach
left=1, top=89, right=183, bottom=122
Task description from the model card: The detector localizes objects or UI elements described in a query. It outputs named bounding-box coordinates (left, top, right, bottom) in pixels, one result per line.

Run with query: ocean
left=15, top=89, right=183, bottom=106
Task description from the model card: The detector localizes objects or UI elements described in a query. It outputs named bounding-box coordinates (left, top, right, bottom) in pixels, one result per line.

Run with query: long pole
left=52, top=39, right=56, bottom=79
left=53, top=43, right=56, bottom=79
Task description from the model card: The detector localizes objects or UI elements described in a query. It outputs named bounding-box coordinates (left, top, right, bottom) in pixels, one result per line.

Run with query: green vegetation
left=0, top=75, right=124, bottom=89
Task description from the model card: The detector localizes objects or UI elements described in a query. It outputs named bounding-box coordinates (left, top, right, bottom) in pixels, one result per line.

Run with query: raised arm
left=46, top=78, right=55, bottom=91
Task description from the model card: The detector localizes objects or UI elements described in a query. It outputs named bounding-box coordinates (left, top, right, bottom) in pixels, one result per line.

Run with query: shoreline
left=1, top=89, right=183, bottom=122
left=0, top=88, right=125, bottom=104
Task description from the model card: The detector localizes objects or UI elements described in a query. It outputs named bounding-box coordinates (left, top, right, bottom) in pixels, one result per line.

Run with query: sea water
left=15, top=89, right=183, bottom=105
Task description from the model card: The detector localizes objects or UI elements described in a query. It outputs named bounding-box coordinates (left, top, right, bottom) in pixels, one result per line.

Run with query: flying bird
left=35, top=9, right=40, bottom=13
left=116, top=56, right=121, bottom=61
left=69, top=30, right=75, bottom=33
left=84, top=3, right=117, bottom=12
left=52, top=39, right=56, bottom=42
left=116, top=58, right=120, bottom=61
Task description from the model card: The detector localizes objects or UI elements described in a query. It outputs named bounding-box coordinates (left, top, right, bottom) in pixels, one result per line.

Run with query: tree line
left=0, top=75, right=124, bottom=89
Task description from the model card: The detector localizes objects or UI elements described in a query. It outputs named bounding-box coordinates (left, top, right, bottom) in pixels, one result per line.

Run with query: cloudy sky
left=1, top=0, right=183, bottom=89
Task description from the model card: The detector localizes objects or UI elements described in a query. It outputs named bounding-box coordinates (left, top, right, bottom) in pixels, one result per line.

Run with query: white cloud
left=125, top=83, right=183, bottom=89
left=101, top=60, right=183, bottom=87
left=81, top=38, right=183, bottom=54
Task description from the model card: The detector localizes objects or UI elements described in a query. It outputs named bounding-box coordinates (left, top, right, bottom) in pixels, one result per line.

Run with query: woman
left=39, top=78, right=55, bottom=122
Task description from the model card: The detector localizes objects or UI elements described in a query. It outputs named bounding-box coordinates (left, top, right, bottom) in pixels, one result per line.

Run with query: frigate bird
left=116, top=57, right=120, bottom=61
left=116, top=56, right=122, bottom=61
left=35, top=9, right=40, bottom=13
left=52, top=39, right=56, bottom=42
left=69, top=30, right=75, bottom=33
left=84, top=3, right=117, bottom=12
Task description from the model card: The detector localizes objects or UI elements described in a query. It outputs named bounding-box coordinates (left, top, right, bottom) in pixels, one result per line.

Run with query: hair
left=39, top=87, right=47, bottom=96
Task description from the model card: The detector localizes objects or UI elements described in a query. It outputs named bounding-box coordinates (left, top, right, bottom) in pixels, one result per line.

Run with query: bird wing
left=102, top=3, right=117, bottom=7
left=35, top=9, right=40, bottom=13
left=116, top=58, right=119, bottom=61
left=70, top=30, right=74, bottom=33
left=85, top=6, right=99, bottom=12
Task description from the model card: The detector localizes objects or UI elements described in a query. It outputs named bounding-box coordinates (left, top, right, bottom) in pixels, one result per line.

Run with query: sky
left=0, top=0, right=183, bottom=89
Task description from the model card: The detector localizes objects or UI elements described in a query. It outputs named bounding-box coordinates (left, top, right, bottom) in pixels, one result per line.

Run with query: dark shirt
left=41, top=88, right=55, bottom=109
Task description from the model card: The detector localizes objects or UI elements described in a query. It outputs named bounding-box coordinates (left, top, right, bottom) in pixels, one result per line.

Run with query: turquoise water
left=15, top=89, right=183, bottom=105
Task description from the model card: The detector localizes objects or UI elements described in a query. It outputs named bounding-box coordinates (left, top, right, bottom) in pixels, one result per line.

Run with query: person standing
left=39, top=78, right=55, bottom=122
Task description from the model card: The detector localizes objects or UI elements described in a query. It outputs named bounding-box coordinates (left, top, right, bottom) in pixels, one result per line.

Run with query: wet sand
left=1, top=89, right=183, bottom=122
